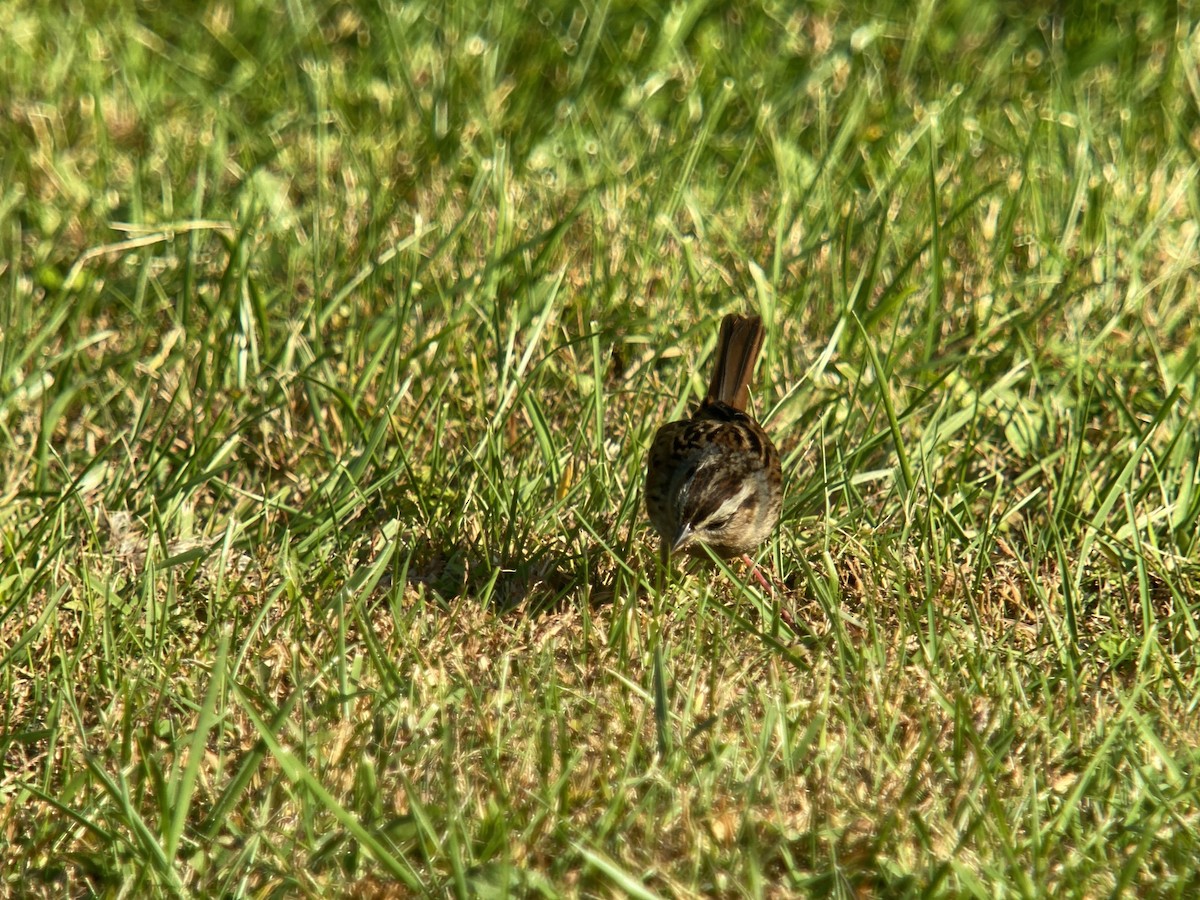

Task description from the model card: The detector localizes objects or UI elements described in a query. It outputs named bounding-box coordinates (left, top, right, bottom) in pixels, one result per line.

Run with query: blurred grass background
left=2, top=0, right=1200, bottom=895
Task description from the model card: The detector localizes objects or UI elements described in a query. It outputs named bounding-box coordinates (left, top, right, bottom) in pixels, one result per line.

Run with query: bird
left=644, top=313, right=783, bottom=569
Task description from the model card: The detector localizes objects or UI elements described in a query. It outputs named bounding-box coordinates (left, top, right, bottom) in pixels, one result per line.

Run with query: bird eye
left=707, top=515, right=732, bottom=531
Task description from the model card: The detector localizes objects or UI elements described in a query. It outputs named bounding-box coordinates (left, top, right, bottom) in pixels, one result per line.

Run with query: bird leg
left=741, top=554, right=777, bottom=594
left=740, top=554, right=799, bottom=633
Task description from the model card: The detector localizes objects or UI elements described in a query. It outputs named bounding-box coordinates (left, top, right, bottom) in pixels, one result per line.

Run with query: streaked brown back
left=703, top=314, right=765, bottom=412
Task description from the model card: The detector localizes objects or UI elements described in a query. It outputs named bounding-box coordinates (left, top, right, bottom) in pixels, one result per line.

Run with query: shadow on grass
left=396, top=535, right=620, bottom=616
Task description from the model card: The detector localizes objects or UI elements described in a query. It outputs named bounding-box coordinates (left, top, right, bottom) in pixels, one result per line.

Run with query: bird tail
left=704, top=313, right=764, bottom=411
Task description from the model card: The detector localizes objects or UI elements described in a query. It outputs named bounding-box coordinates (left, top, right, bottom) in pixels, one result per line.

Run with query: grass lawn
left=3, top=0, right=1200, bottom=895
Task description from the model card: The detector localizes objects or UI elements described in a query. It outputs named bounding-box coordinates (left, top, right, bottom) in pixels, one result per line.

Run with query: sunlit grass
left=2, top=0, right=1199, bottom=895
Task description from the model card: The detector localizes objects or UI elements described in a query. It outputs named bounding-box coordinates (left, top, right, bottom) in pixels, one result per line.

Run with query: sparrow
left=644, top=313, right=783, bottom=566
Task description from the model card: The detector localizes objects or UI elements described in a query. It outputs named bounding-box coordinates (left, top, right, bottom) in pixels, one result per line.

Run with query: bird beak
left=671, top=524, right=693, bottom=554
